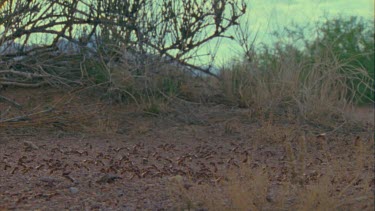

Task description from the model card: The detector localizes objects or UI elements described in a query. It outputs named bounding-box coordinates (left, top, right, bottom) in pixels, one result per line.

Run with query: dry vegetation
left=168, top=132, right=374, bottom=211
left=219, top=49, right=373, bottom=128
left=0, top=0, right=374, bottom=210
left=1, top=35, right=374, bottom=211
left=0, top=74, right=373, bottom=210
left=1, top=45, right=374, bottom=211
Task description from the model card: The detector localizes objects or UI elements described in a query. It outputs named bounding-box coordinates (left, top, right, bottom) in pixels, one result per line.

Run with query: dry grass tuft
left=168, top=123, right=374, bottom=211
left=168, top=166, right=271, bottom=211
left=218, top=50, right=374, bottom=129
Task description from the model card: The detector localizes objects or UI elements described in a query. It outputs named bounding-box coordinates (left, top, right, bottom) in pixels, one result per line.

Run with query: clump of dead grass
left=168, top=126, right=374, bottom=211
left=218, top=49, right=374, bottom=129
left=168, top=166, right=270, bottom=211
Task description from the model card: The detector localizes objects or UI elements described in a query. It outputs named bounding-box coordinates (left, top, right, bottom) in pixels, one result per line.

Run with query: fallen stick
left=0, top=94, right=22, bottom=109
left=0, top=107, right=53, bottom=123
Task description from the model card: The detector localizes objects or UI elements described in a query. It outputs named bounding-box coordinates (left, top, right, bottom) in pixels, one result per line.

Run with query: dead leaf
left=96, top=174, right=122, bottom=184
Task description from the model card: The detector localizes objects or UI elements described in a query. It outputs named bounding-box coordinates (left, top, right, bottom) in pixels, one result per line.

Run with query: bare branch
left=0, top=94, right=22, bottom=109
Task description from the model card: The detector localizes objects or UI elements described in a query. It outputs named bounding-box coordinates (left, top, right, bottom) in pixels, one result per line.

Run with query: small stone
left=69, top=187, right=79, bottom=194
left=168, top=175, right=183, bottom=183
left=23, top=141, right=39, bottom=150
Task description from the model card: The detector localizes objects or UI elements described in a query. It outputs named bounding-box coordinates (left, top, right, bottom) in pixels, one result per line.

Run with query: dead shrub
left=218, top=49, right=374, bottom=128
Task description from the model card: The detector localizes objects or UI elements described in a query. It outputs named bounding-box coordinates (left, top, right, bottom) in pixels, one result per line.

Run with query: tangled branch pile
left=0, top=0, right=246, bottom=90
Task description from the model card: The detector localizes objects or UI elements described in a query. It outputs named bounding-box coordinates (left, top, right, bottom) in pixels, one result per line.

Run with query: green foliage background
left=255, top=16, right=374, bottom=105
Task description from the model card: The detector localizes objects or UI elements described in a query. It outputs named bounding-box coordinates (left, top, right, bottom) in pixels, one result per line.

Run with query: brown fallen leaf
left=141, top=170, right=150, bottom=178
left=11, top=167, right=18, bottom=174
left=62, top=172, right=77, bottom=183
left=40, top=176, right=61, bottom=187
left=40, top=176, right=61, bottom=183
left=96, top=174, right=122, bottom=184
left=35, top=164, right=45, bottom=170
left=213, top=176, right=223, bottom=183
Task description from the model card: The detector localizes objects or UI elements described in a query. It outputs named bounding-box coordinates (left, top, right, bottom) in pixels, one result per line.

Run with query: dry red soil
left=0, top=89, right=374, bottom=210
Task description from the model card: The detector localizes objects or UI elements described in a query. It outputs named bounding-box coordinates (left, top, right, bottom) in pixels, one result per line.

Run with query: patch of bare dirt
left=345, top=106, right=374, bottom=125
left=0, top=88, right=374, bottom=210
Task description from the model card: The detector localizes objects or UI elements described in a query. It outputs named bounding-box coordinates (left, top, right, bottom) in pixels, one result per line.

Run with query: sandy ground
left=0, top=89, right=373, bottom=210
